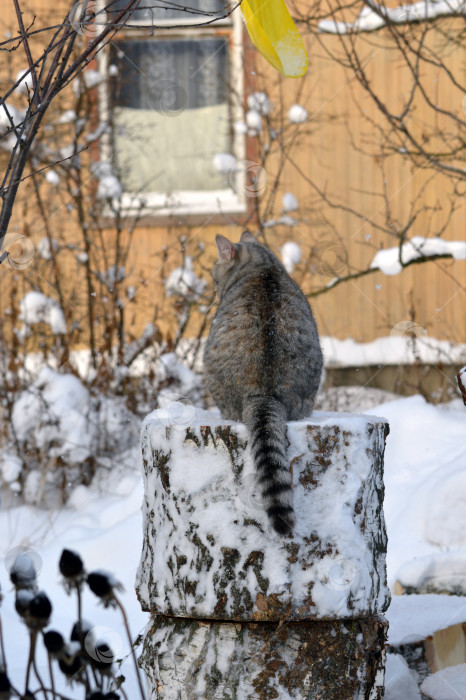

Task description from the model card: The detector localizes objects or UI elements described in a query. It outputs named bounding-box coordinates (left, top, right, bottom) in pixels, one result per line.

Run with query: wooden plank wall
left=1, top=2, right=464, bottom=348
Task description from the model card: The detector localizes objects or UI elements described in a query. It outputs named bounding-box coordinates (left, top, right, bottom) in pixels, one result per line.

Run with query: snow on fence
left=136, top=407, right=390, bottom=699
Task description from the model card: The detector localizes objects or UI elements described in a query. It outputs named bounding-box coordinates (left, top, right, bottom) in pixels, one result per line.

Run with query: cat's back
left=205, top=240, right=322, bottom=420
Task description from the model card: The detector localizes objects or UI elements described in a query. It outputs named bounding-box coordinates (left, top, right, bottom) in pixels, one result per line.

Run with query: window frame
left=97, top=2, right=247, bottom=220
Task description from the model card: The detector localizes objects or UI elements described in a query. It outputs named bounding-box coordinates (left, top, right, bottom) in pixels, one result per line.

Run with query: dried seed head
left=58, top=642, right=85, bottom=680
left=59, top=548, right=85, bottom=582
left=27, top=591, right=52, bottom=629
left=9, top=553, right=37, bottom=591
left=43, top=630, right=65, bottom=656
left=15, top=589, right=34, bottom=618
left=0, top=670, right=12, bottom=693
left=71, top=619, right=93, bottom=643
left=87, top=571, right=123, bottom=607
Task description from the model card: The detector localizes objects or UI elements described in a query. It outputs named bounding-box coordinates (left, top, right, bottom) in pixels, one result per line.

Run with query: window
left=99, top=0, right=245, bottom=218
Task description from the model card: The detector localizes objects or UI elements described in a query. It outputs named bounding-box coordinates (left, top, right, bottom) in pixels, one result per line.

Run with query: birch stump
left=136, top=407, right=390, bottom=699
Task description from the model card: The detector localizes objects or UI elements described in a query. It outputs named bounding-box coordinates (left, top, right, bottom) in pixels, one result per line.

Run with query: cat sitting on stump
left=204, top=231, right=323, bottom=536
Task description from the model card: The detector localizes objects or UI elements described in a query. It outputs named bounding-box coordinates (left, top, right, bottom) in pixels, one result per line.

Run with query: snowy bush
left=0, top=350, right=207, bottom=506
left=5, top=368, right=139, bottom=506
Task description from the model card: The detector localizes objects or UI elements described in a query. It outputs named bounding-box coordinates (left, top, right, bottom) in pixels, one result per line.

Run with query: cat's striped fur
left=204, top=232, right=323, bottom=535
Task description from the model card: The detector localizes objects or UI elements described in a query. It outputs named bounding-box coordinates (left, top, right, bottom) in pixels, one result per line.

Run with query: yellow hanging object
left=241, top=0, right=308, bottom=78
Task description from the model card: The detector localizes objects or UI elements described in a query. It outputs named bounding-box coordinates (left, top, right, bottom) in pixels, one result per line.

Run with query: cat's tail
left=242, top=396, right=295, bottom=536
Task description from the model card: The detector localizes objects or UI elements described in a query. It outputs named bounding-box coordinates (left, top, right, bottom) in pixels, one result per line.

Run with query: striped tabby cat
left=204, top=231, right=323, bottom=535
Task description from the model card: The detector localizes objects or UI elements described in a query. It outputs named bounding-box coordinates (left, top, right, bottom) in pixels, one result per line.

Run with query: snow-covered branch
left=370, top=236, right=466, bottom=276
left=308, top=236, right=466, bottom=297
left=319, top=0, right=466, bottom=34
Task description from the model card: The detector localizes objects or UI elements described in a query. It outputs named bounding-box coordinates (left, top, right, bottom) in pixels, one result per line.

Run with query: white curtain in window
left=114, top=103, right=230, bottom=192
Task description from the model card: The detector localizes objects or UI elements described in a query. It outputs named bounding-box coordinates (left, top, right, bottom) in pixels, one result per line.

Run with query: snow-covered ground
left=0, top=387, right=465, bottom=697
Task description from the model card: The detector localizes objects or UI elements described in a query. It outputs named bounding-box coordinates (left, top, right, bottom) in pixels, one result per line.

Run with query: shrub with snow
left=7, top=368, right=139, bottom=505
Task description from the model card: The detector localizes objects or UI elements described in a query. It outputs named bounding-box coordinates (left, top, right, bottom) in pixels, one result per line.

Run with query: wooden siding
left=1, top=2, right=465, bottom=347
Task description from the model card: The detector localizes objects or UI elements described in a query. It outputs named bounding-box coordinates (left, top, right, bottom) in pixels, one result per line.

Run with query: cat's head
left=212, top=231, right=260, bottom=293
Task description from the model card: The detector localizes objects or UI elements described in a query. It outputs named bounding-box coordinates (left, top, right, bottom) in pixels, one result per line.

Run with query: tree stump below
left=140, top=614, right=387, bottom=700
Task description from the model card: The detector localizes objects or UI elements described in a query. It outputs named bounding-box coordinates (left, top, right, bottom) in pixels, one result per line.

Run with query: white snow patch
left=233, top=120, right=248, bottom=134
left=100, top=264, right=125, bottom=287
left=94, top=162, right=122, bottom=200
left=385, top=653, right=421, bottom=700
left=37, top=237, right=59, bottom=260
left=58, top=109, right=77, bottom=124
left=83, top=69, right=103, bottom=89
left=425, top=470, right=466, bottom=547
left=322, top=335, right=466, bottom=367
left=86, top=121, right=108, bottom=143
left=366, top=395, right=466, bottom=592
left=371, top=236, right=466, bottom=276
left=246, top=108, right=261, bottom=133
left=76, top=251, right=89, bottom=264
left=288, top=104, right=308, bottom=123
left=165, top=257, right=206, bottom=301
left=0, top=102, right=24, bottom=151
left=397, top=552, right=466, bottom=595
left=45, top=169, right=60, bottom=185
left=421, top=663, right=466, bottom=700
left=281, top=241, right=302, bottom=273
left=386, top=594, right=466, bottom=646
left=282, top=192, right=298, bottom=212
left=262, top=215, right=297, bottom=228
left=15, top=69, right=33, bottom=94
left=1, top=376, right=466, bottom=696
left=247, top=92, right=270, bottom=115
left=19, top=291, right=66, bottom=335
left=1, top=454, right=23, bottom=483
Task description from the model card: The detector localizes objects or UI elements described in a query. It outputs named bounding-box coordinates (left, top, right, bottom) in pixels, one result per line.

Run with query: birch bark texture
left=136, top=407, right=390, bottom=698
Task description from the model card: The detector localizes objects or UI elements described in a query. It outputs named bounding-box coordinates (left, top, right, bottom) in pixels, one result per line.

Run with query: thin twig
left=114, top=594, right=147, bottom=700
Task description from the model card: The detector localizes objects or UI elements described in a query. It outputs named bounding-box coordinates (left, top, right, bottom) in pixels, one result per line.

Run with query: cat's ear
left=240, top=230, right=257, bottom=245
left=215, top=235, right=237, bottom=262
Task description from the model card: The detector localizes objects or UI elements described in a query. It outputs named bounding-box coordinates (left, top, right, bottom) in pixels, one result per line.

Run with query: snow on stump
left=137, top=407, right=390, bottom=698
